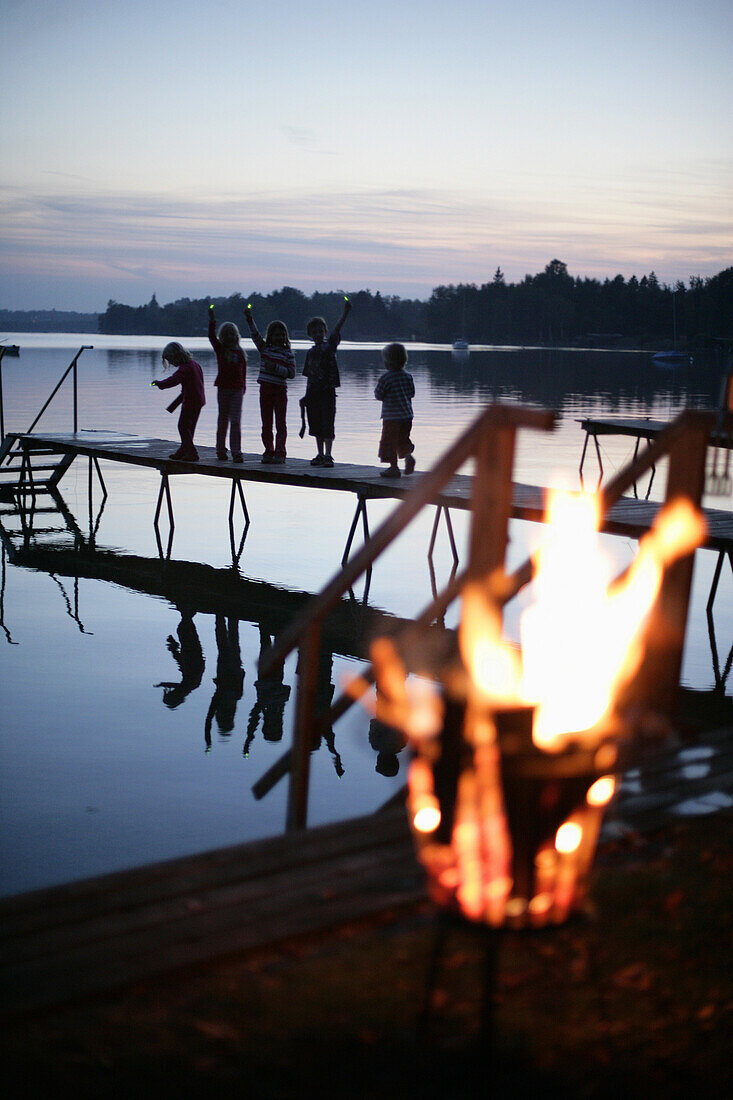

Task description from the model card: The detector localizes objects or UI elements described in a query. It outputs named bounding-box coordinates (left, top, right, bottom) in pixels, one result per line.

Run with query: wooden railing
left=256, top=405, right=713, bottom=831
left=260, top=403, right=556, bottom=829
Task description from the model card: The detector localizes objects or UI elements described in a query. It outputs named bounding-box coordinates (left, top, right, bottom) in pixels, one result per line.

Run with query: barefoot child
left=244, top=304, right=295, bottom=464
left=208, top=304, right=246, bottom=462
left=152, top=342, right=205, bottom=461
left=374, top=342, right=415, bottom=478
left=302, top=296, right=351, bottom=467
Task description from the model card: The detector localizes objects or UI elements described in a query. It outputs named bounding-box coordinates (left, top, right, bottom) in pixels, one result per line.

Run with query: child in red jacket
left=152, top=341, right=206, bottom=461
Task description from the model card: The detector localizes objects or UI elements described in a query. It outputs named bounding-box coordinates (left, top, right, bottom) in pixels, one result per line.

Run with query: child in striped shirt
left=244, top=305, right=296, bottom=464
left=374, top=342, right=416, bottom=478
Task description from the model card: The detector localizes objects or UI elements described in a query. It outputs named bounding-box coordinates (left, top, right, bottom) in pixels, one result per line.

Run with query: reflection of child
left=244, top=306, right=295, bottom=464
left=374, top=342, right=415, bottom=478
left=155, top=611, right=205, bottom=708
left=369, top=685, right=408, bottom=775
left=246, top=628, right=291, bottom=744
left=369, top=718, right=408, bottom=777
left=208, top=306, right=246, bottom=462
left=302, top=297, right=351, bottom=467
left=152, top=342, right=205, bottom=461
left=205, top=616, right=245, bottom=749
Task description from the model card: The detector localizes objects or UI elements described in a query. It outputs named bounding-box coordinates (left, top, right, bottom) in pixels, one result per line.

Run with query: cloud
left=0, top=168, right=731, bottom=309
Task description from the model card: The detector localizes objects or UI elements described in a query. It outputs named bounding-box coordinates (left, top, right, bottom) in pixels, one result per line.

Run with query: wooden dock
left=0, top=803, right=422, bottom=1020
left=2, top=711, right=730, bottom=1022
left=3, top=429, right=733, bottom=555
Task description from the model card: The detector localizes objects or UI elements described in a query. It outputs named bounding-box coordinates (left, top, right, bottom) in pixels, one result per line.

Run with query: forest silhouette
left=3, top=262, right=730, bottom=347
left=97, top=261, right=732, bottom=346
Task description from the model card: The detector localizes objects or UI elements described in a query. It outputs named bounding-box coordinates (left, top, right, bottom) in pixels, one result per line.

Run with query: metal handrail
left=26, top=345, right=94, bottom=435
left=1, top=345, right=93, bottom=468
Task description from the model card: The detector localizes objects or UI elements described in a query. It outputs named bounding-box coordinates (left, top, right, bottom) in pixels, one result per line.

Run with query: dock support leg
left=342, top=495, right=370, bottom=565
left=706, top=549, right=733, bottom=691
left=87, top=456, right=108, bottom=545
left=16, top=447, right=36, bottom=499
left=630, top=437, right=656, bottom=500
left=428, top=504, right=459, bottom=567
left=153, top=472, right=175, bottom=560
left=228, top=477, right=250, bottom=566
left=579, top=430, right=603, bottom=492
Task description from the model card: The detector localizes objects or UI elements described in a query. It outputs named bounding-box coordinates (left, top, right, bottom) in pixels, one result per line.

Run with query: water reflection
left=246, top=626, right=291, bottom=748
left=156, top=609, right=205, bottom=709
left=0, top=489, right=412, bottom=791
left=204, top=616, right=245, bottom=747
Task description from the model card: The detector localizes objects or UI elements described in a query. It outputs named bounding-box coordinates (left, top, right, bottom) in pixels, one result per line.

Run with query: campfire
left=370, top=486, right=707, bottom=929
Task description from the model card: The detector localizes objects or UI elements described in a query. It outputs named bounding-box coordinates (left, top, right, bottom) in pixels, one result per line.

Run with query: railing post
left=624, top=413, right=712, bottom=720
left=0, top=347, right=6, bottom=441
left=466, top=422, right=517, bottom=582
left=286, top=619, right=322, bottom=832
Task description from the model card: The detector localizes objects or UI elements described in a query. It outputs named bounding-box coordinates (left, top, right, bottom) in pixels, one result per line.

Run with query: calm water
left=0, top=334, right=730, bottom=896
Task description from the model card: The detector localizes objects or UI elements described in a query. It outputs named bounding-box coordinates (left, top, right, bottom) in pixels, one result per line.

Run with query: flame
left=587, top=775, right=616, bottom=807
left=520, top=492, right=707, bottom=748
left=361, top=637, right=444, bottom=742
left=368, top=486, right=705, bottom=929
left=459, top=579, right=522, bottom=702
left=555, top=820, right=583, bottom=854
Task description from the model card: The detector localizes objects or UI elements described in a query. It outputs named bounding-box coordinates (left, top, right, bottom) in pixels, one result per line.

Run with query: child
left=374, top=342, right=415, bottom=478
left=302, top=296, right=351, bottom=466
left=152, top=341, right=205, bottom=461
left=244, top=304, right=296, bottom=464
left=208, top=304, right=246, bottom=462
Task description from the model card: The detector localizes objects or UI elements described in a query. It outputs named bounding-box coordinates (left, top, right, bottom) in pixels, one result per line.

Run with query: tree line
left=5, top=262, right=731, bottom=345
left=98, top=263, right=733, bottom=346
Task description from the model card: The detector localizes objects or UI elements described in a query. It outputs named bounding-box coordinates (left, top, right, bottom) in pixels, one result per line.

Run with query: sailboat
left=652, top=292, right=691, bottom=368
left=451, top=294, right=470, bottom=357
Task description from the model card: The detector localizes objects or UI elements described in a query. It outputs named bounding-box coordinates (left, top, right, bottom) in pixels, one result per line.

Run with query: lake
left=0, top=333, right=730, bottom=896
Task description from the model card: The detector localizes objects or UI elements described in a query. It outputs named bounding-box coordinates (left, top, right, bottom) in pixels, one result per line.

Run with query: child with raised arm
left=208, top=304, right=246, bottom=462
left=152, top=342, right=205, bottom=461
left=302, top=296, right=351, bottom=467
left=374, top=342, right=415, bottom=478
left=243, top=304, right=296, bottom=464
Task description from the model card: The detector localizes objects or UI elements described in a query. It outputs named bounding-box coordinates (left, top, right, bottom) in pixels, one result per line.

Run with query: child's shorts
left=378, top=418, right=414, bottom=462
left=305, top=388, right=336, bottom=439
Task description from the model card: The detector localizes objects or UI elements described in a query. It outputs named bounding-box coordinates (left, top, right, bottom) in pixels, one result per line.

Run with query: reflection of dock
left=0, top=536, right=408, bottom=661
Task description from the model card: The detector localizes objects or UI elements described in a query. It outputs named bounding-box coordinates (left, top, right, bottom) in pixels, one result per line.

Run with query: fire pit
left=371, top=488, right=707, bottom=933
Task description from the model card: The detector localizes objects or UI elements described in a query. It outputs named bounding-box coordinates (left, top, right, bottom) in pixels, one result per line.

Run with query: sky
left=1, top=0, right=731, bottom=311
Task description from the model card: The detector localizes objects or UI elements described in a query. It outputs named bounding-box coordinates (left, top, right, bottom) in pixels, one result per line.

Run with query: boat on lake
left=0, top=344, right=19, bottom=357
left=652, top=349, right=691, bottom=368
left=652, top=292, right=690, bottom=368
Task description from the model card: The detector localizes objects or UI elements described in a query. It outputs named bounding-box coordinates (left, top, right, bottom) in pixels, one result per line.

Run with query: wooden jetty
left=579, top=414, right=733, bottom=493
left=3, top=429, right=733, bottom=563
